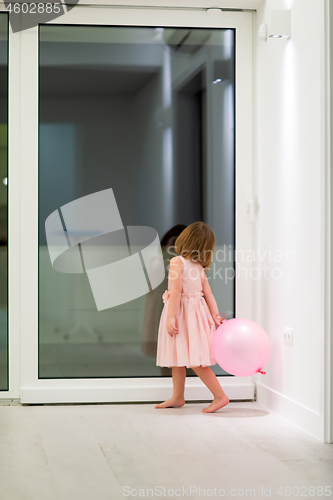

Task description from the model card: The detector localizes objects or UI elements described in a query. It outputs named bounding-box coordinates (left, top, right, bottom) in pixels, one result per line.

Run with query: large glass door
left=16, top=6, right=254, bottom=403
left=0, top=13, right=8, bottom=393
left=39, top=25, right=236, bottom=379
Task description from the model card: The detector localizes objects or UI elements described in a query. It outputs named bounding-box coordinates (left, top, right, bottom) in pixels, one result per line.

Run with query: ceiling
left=43, top=0, right=264, bottom=8
left=0, top=0, right=264, bottom=11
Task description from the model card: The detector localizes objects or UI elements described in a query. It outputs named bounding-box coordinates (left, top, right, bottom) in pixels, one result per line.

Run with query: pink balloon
left=212, top=318, right=270, bottom=377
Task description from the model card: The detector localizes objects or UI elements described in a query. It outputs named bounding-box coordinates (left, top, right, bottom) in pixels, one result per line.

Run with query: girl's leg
left=191, top=365, right=229, bottom=413
left=155, top=366, right=186, bottom=408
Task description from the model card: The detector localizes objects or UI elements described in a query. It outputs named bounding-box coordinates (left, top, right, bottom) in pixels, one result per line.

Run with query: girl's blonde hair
left=174, top=221, right=215, bottom=269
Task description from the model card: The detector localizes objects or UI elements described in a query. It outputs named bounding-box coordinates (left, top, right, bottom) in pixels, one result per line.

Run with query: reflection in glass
left=39, top=26, right=235, bottom=378
left=0, top=14, right=8, bottom=390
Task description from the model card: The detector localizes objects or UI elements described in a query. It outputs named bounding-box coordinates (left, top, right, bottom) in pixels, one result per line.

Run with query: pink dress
left=156, top=255, right=217, bottom=368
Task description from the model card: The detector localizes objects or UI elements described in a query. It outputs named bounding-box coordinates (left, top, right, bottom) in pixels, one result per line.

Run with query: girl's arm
left=202, top=272, right=225, bottom=326
left=166, top=256, right=183, bottom=337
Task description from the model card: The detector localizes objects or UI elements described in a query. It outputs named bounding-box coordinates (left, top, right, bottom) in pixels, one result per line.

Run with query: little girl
left=155, top=221, right=229, bottom=413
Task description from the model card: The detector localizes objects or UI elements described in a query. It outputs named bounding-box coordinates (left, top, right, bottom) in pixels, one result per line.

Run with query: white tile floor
left=0, top=401, right=332, bottom=500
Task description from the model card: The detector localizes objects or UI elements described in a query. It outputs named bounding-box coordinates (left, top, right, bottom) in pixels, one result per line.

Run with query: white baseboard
left=20, top=377, right=254, bottom=404
left=256, top=382, right=324, bottom=441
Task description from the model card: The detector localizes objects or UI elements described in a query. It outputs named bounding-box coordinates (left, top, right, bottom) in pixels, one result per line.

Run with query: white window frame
left=1, top=4, right=254, bottom=403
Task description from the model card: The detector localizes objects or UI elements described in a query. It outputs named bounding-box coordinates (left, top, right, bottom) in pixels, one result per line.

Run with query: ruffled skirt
left=155, top=291, right=217, bottom=368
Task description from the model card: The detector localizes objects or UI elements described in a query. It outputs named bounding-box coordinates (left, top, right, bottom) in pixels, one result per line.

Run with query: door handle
left=246, top=190, right=254, bottom=223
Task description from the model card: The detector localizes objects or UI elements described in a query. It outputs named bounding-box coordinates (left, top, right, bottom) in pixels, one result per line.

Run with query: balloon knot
left=258, top=369, right=266, bottom=375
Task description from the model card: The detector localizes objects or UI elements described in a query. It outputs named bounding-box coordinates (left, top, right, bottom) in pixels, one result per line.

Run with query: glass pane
left=0, top=14, right=8, bottom=390
left=39, top=25, right=235, bottom=378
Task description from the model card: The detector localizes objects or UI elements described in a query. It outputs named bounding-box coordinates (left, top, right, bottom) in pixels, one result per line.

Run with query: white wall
left=328, top=0, right=333, bottom=445
left=253, top=0, right=327, bottom=440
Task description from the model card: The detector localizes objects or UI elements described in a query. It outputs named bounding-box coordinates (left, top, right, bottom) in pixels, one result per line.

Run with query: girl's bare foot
left=155, top=397, right=185, bottom=409
left=202, top=395, right=229, bottom=413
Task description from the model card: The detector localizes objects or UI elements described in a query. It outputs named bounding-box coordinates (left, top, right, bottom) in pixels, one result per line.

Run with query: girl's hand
left=214, top=314, right=226, bottom=327
left=167, top=317, right=178, bottom=337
